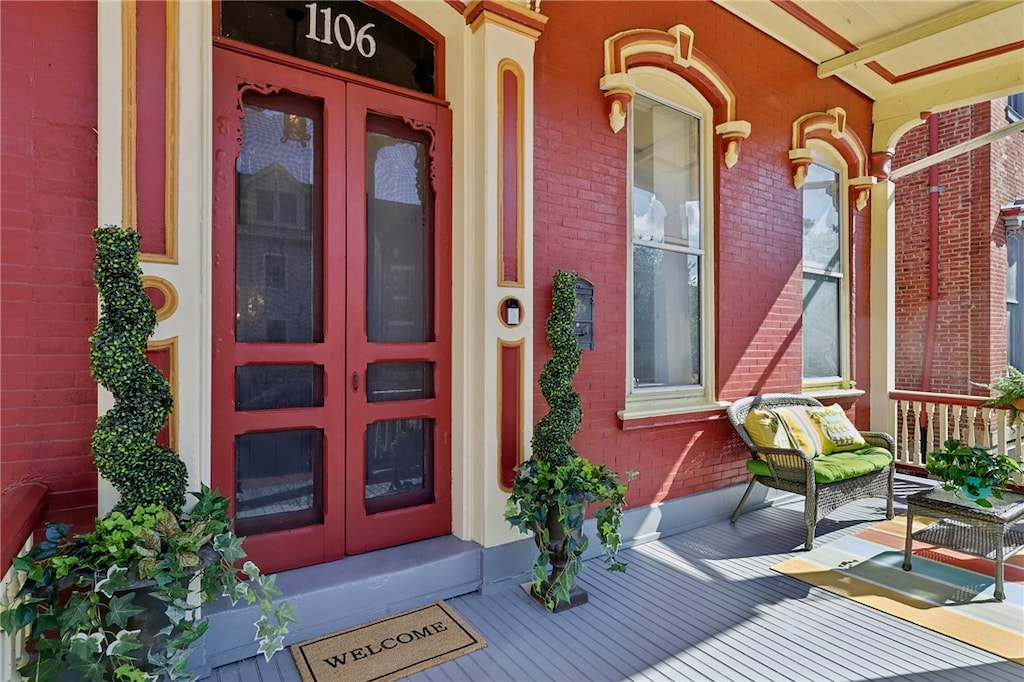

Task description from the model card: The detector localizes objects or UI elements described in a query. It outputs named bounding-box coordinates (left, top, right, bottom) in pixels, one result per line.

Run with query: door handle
left=352, top=371, right=359, bottom=392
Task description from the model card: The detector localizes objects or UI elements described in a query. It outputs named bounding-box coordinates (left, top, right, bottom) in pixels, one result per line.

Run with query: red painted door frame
left=211, top=45, right=452, bottom=573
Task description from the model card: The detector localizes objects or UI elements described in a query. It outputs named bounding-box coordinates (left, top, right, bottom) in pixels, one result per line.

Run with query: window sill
left=617, top=399, right=730, bottom=430
left=801, top=386, right=865, bottom=402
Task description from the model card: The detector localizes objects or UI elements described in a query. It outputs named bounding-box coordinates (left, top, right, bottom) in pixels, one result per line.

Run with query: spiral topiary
left=531, top=269, right=583, bottom=467
left=505, top=270, right=632, bottom=611
left=89, top=226, right=187, bottom=513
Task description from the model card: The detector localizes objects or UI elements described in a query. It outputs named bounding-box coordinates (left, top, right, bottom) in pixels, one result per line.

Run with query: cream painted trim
left=470, top=10, right=541, bottom=40
left=496, top=338, right=525, bottom=493
left=599, top=24, right=750, bottom=166
left=624, top=70, right=717, bottom=415
left=890, top=118, right=1024, bottom=180
left=497, top=58, right=525, bottom=287
left=142, top=275, right=179, bottom=322
left=147, top=337, right=179, bottom=451
left=154, top=0, right=180, bottom=264
left=817, top=2, right=1019, bottom=79
left=618, top=400, right=730, bottom=422
left=799, top=142, right=853, bottom=394
left=122, top=0, right=137, bottom=229
left=868, top=179, right=897, bottom=436
left=873, top=57, right=1024, bottom=135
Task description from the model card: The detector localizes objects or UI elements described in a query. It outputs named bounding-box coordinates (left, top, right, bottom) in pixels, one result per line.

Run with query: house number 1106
left=304, top=3, right=377, bottom=58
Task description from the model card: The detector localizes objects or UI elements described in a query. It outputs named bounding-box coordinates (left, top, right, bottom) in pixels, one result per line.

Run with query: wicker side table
left=902, top=488, right=1024, bottom=601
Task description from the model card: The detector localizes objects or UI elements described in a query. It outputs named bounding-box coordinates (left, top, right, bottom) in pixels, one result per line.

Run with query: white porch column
left=868, top=176, right=896, bottom=436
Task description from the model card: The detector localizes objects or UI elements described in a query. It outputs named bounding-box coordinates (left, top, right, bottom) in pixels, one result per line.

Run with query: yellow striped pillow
left=772, top=406, right=826, bottom=457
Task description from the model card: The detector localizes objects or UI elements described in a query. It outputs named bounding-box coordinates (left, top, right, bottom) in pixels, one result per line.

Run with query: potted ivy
left=0, top=226, right=295, bottom=681
left=976, top=365, right=1024, bottom=426
left=925, top=439, right=1023, bottom=507
left=504, top=270, right=633, bottom=612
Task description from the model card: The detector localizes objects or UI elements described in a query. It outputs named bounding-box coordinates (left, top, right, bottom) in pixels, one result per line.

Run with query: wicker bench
left=727, top=394, right=895, bottom=550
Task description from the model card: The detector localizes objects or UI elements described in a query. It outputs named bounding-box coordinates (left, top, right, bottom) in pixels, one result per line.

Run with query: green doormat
left=290, top=601, right=487, bottom=682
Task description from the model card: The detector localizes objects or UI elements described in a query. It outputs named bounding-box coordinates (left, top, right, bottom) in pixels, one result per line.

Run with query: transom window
left=629, top=93, right=707, bottom=402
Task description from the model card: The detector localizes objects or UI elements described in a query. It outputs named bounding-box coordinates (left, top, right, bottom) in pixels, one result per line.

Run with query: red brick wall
left=1, top=1, right=99, bottom=528
left=894, top=97, right=1021, bottom=394
left=533, top=1, right=875, bottom=507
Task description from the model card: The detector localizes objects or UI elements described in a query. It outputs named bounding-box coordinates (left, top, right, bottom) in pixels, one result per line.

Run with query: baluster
left=913, top=401, right=921, bottom=464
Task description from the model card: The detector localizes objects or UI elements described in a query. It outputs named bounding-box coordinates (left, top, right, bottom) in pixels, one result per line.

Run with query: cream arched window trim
left=599, top=24, right=750, bottom=169
left=788, top=107, right=875, bottom=212
left=620, top=70, right=722, bottom=422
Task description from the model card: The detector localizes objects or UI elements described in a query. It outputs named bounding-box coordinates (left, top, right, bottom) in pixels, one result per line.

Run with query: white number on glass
left=304, top=3, right=377, bottom=58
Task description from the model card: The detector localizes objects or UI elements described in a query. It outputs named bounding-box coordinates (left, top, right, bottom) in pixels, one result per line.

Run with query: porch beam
left=890, top=118, right=1024, bottom=180
left=817, top=1, right=1019, bottom=79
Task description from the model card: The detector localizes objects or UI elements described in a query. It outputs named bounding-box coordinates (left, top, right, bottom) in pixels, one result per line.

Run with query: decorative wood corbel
left=790, top=107, right=873, bottom=210
left=599, top=24, right=750, bottom=168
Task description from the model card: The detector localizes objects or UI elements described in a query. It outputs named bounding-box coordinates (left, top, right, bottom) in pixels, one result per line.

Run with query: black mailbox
left=574, top=277, right=595, bottom=350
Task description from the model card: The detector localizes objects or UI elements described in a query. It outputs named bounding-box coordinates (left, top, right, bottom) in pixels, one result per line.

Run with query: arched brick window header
left=599, top=24, right=751, bottom=169
left=789, top=107, right=876, bottom=211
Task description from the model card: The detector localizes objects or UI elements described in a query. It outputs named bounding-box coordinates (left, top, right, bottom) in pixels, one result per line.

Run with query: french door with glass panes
left=212, top=48, right=451, bottom=573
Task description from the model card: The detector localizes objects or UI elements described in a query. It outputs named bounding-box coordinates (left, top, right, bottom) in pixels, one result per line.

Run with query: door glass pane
left=803, top=273, right=840, bottom=379
left=365, top=419, right=432, bottom=509
left=235, top=429, right=322, bottom=534
left=236, top=97, right=322, bottom=343
left=366, top=116, right=433, bottom=343
left=366, top=362, right=433, bottom=403
left=236, top=364, right=323, bottom=410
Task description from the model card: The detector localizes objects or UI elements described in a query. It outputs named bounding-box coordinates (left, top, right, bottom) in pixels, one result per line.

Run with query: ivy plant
left=0, top=226, right=296, bottom=680
left=0, top=486, right=297, bottom=681
left=505, top=270, right=634, bottom=611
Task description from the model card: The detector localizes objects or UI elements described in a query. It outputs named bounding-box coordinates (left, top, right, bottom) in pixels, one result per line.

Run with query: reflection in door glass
left=236, top=364, right=323, bottom=410
left=235, top=429, right=322, bottom=534
left=366, top=362, right=433, bottom=403
left=236, top=101, right=322, bottom=343
left=365, top=419, right=432, bottom=506
left=366, top=118, right=433, bottom=343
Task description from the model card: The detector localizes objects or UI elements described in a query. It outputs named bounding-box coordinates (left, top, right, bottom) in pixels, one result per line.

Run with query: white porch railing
left=889, top=390, right=1024, bottom=486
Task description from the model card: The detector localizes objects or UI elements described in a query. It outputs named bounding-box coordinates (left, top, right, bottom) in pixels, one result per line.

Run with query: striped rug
left=774, top=516, right=1024, bottom=664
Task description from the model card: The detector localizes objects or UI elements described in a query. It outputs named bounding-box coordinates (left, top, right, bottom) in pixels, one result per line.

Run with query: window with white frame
left=801, top=160, right=848, bottom=385
left=629, top=92, right=709, bottom=403
left=1009, top=231, right=1022, bottom=372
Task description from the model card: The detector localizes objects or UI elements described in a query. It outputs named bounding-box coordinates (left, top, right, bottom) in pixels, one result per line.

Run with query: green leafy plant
left=925, top=439, right=1023, bottom=508
left=975, top=365, right=1024, bottom=426
left=0, top=226, right=295, bottom=680
left=0, top=487, right=296, bottom=681
left=90, top=225, right=187, bottom=512
left=505, top=270, right=634, bottom=611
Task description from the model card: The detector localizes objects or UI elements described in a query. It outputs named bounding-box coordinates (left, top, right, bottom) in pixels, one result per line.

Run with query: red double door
left=212, top=47, right=452, bottom=573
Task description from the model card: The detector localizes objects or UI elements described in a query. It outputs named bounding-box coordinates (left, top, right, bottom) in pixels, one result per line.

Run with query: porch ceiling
left=714, top=0, right=1024, bottom=131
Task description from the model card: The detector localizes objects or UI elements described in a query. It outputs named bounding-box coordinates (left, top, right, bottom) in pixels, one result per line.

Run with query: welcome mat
left=774, top=517, right=1024, bottom=664
left=290, top=601, right=487, bottom=682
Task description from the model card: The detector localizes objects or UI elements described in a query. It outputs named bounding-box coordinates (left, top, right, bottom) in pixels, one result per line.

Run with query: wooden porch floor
left=212, top=478, right=1023, bottom=681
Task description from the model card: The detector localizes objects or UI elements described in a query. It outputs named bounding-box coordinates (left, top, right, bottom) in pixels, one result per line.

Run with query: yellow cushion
left=743, top=408, right=790, bottom=453
left=809, top=404, right=866, bottom=453
left=773, top=406, right=826, bottom=457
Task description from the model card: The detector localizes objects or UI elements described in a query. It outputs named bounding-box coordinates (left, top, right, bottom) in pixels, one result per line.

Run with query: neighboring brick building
left=893, top=96, right=1024, bottom=395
